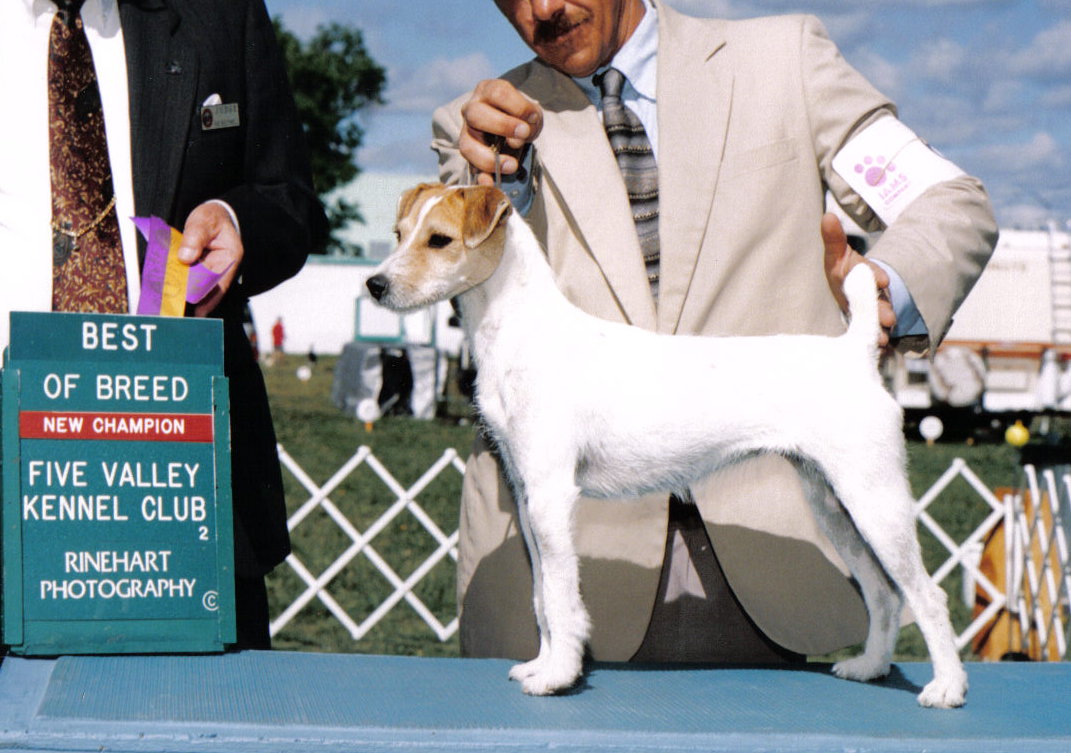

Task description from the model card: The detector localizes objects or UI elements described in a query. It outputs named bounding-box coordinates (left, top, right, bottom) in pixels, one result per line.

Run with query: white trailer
left=884, top=223, right=1071, bottom=438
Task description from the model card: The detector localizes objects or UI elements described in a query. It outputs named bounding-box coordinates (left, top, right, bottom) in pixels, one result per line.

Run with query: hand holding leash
left=459, top=78, right=542, bottom=186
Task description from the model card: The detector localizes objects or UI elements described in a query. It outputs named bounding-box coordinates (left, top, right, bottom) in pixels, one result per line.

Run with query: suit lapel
left=121, top=0, right=196, bottom=229
left=655, top=4, right=730, bottom=334
left=528, top=66, right=658, bottom=331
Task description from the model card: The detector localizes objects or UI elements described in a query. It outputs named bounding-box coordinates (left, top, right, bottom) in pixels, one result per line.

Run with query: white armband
left=833, top=117, right=965, bottom=225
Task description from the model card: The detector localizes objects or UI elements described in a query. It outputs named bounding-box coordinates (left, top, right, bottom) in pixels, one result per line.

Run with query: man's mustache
left=534, top=12, right=579, bottom=45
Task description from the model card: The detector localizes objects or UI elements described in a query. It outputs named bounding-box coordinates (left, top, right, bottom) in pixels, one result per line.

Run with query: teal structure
left=2, top=312, right=235, bottom=654
left=0, top=654, right=1069, bottom=752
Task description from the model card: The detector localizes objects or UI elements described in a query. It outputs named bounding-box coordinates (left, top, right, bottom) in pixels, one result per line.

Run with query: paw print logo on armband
left=855, top=155, right=896, bottom=187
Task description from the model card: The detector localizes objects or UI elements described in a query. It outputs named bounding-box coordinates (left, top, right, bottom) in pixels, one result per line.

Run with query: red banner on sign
left=19, top=411, right=214, bottom=442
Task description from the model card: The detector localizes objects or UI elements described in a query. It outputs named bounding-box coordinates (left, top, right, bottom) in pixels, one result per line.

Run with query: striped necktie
left=597, top=67, right=659, bottom=301
left=48, top=0, right=129, bottom=313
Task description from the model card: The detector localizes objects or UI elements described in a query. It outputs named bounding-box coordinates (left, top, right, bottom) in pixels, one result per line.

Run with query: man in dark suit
left=0, top=0, right=328, bottom=648
left=122, top=0, right=328, bottom=649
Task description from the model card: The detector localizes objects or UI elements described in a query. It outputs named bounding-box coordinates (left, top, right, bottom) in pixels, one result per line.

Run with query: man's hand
left=821, top=213, right=895, bottom=348
left=459, top=78, right=543, bottom=186
left=178, top=201, right=243, bottom=317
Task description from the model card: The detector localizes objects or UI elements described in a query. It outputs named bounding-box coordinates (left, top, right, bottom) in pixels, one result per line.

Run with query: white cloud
left=998, top=202, right=1055, bottom=230
left=357, top=135, right=440, bottom=176
left=1041, top=85, right=1071, bottom=109
left=848, top=47, right=904, bottom=100
left=890, top=0, right=1012, bottom=4
left=974, top=132, right=1064, bottom=175
left=271, top=6, right=330, bottom=40
left=899, top=95, right=979, bottom=146
left=981, top=79, right=1023, bottom=114
left=386, top=53, right=497, bottom=114
left=1007, top=20, right=1071, bottom=79
left=912, top=38, right=968, bottom=86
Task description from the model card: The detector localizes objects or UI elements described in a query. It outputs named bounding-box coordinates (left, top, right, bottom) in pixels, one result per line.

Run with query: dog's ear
left=461, top=186, right=512, bottom=249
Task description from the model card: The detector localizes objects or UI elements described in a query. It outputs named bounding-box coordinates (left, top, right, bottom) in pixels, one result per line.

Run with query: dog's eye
left=428, top=233, right=453, bottom=249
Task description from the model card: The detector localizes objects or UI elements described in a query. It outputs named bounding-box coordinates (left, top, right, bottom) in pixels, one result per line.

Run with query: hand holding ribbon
left=134, top=213, right=234, bottom=317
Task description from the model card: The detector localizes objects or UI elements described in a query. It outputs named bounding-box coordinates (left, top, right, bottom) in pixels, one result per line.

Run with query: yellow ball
left=1005, top=420, right=1030, bottom=448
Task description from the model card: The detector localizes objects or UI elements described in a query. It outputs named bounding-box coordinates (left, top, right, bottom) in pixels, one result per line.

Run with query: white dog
left=367, top=183, right=967, bottom=708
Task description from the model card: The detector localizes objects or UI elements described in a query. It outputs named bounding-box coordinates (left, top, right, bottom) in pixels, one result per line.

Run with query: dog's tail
left=843, top=263, right=881, bottom=362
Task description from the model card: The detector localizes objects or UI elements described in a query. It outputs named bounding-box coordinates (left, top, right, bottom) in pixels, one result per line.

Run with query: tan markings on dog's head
left=377, top=184, right=511, bottom=309
left=395, top=184, right=425, bottom=223
left=394, top=183, right=448, bottom=241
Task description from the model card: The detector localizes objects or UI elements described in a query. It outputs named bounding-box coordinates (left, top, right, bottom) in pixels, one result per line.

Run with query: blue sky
left=265, top=0, right=1071, bottom=229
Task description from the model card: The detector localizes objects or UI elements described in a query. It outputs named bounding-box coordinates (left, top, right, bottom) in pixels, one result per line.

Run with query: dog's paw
left=508, top=657, right=581, bottom=696
left=508, top=658, right=542, bottom=684
left=832, top=655, right=890, bottom=683
left=916, top=671, right=968, bottom=709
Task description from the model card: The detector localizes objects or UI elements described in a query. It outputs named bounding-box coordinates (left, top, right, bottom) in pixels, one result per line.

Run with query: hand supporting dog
left=367, top=183, right=967, bottom=708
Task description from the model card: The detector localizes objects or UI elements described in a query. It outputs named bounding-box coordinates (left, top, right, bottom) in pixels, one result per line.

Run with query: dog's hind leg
left=793, top=460, right=900, bottom=682
left=818, top=459, right=967, bottom=708
left=506, top=471, right=591, bottom=695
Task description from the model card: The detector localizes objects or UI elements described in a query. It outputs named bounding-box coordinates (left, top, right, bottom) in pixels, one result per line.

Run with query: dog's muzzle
left=366, top=274, right=388, bottom=301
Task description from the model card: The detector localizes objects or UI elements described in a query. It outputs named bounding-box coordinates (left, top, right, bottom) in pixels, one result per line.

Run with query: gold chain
left=51, top=195, right=116, bottom=240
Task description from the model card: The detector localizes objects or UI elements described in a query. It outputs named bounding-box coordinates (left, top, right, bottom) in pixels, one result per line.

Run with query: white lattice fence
left=915, top=457, right=1009, bottom=650
left=270, top=444, right=466, bottom=642
left=268, top=447, right=1068, bottom=656
left=1005, top=464, right=1071, bottom=659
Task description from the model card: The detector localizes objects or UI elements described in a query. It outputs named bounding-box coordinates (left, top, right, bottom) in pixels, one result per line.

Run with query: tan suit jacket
left=432, top=5, right=998, bottom=660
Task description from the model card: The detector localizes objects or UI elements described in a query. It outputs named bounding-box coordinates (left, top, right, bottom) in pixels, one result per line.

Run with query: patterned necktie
left=48, top=0, right=128, bottom=313
left=597, top=67, right=659, bottom=301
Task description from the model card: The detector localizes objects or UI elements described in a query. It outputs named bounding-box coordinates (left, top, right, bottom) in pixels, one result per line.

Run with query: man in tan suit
left=432, top=0, right=998, bottom=663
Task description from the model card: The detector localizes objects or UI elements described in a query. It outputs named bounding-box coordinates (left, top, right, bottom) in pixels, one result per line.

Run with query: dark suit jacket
left=120, top=0, right=328, bottom=576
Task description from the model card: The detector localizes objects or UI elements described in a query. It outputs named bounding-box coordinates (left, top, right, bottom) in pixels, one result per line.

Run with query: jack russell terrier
left=366, top=183, right=967, bottom=708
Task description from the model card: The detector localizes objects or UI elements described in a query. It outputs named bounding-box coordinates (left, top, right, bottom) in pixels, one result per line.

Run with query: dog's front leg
left=494, top=447, right=553, bottom=668
left=507, top=475, right=590, bottom=695
left=513, top=495, right=552, bottom=664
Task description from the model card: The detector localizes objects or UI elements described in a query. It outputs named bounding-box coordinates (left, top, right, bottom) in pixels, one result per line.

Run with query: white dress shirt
left=0, top=0, right=140, bottom=349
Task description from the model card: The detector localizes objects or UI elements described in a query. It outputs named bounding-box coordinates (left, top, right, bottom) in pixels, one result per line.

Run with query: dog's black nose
left=366, top=274, right=388, bottom=301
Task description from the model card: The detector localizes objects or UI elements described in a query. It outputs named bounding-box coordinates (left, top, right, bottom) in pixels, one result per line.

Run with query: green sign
left=2, top=312, right=235, bottom=654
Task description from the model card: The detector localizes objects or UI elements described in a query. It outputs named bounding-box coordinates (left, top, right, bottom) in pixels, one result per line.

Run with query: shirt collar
left=24, top=0, right=119, bottom=29
left=574, top=0, right=659, bottom=105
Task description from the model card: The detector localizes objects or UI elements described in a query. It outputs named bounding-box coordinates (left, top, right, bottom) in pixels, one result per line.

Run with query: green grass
left=263, top=355, right=1028, bottom=661
left=263, top=355, right=473, bottom=656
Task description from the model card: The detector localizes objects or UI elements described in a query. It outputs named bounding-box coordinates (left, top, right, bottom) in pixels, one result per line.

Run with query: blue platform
left=1, top=653, right=1069, bottom=752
